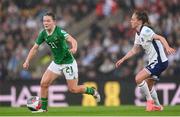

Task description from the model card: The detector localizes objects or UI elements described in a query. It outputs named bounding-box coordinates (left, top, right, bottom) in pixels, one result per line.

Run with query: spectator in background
left=0, top=63, right=7, bottom=81
left=96, top=0, right=118, bottom=19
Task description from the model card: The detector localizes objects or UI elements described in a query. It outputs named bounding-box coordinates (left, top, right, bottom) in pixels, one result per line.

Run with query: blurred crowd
left=0, top=0, right=179, bottom=81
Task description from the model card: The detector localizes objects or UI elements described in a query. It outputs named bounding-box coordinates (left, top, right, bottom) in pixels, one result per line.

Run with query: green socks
left=85, top=87, right=95, bottom=95
left=41, top=98, right=48, bottom=110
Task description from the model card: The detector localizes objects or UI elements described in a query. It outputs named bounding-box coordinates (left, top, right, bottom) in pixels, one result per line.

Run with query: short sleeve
left=59, top=29, right=69, bottom=40
left=141, top=26, right=155, bottom=41
left=35, top=30, right=45, bottom=45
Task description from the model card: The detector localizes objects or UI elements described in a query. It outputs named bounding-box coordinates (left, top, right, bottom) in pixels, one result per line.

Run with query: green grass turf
left=0, top=106, right=180, bottom=116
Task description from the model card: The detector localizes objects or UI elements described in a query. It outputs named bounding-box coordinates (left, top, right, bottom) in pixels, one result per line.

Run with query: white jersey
left=134, top=26, right=168, bottom=64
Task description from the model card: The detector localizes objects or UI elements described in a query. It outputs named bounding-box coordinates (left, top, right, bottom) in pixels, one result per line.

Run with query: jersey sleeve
left=141, top=26, right=155, bottom=41
left=58, top=28, right=69, bottom=40
left=35, top=30, right=45, bottom=45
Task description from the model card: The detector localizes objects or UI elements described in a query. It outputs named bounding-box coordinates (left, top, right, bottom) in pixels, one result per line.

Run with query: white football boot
left=92, top=88, right=101, bottom=103
left=31, top=109, right=47, bottom=113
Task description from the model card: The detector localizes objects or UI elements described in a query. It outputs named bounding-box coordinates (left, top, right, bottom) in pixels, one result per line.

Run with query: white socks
left=150, top=87, right=161, bottom=106
left=138, top=80, right=161, bottom=105
left=138, top=80, right=153, bottom=100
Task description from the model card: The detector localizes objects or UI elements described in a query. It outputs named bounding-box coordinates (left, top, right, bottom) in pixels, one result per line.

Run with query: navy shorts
left=145, top=60, right=168, bottom=80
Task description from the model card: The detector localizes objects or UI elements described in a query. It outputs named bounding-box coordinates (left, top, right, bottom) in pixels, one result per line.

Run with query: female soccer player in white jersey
left=115, top=11, right=176, bottom=111
left=23, top=12, right=100, bottom=113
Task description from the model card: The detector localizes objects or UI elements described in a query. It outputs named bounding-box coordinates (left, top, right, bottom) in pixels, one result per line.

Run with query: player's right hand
left=69, top=48, right=77, bottom=54
left=115, top=59, right=124, bottom=68
left=23, top=61, right=29, bottom=69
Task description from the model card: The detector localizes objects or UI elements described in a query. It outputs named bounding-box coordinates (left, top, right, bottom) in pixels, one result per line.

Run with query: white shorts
left=47, top=60, right=78, bottom=80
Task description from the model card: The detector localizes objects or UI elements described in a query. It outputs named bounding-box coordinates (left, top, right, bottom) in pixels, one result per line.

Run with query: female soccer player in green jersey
left=23, top=12, right=100, bottom=113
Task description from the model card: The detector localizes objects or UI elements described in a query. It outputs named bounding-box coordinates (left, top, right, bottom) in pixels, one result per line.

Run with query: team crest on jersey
left=142, top=33, right=151, bottom=41
left=145, top=29, right=151, bottom=33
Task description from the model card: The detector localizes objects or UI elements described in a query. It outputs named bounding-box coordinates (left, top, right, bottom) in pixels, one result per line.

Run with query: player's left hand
left=70, top=48, right=77, bottom=54
left=166, top=47, right=176, bottom=55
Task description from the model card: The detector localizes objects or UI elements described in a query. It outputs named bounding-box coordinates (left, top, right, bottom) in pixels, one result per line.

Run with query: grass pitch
left=0, top=106, right=180, bottom=116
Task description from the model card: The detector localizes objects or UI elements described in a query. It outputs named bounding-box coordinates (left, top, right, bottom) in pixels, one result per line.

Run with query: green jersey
left=35, top=26, right=74, bottom=64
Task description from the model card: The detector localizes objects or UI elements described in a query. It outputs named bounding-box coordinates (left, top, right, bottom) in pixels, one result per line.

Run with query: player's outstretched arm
left=115, top=45, right=141, bottom=68
left=67, top=35, right=77, bottom=54
left=23, top=43, right=39, bottom=69
left=153, top=34, right=176, bottom=55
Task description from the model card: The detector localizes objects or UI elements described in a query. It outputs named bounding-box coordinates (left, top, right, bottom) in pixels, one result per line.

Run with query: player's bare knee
left=135, top=76, right=142, bottom=85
